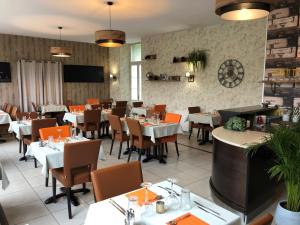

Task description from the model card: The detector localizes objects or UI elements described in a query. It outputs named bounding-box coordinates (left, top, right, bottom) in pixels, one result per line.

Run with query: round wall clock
left=218, top=59, right=244, bottom=88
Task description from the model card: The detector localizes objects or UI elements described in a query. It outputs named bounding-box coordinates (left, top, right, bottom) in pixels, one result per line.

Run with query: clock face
left=218, top=59, right=244, bottom=88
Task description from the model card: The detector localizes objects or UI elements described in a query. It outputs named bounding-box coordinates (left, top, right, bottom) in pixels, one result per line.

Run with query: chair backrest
left=65, top=99, right=73, bottom=108
left=39, top=125, right=71, bottom=140
left=31, top=102, right=38, bottom=112
left=84, top=110, right=101, bottom=128
left=116, top=101, right=127, bottom=108
left=86, top=98, right=100, bottom=105
left=164, top=113, right=182, bottom=123
left=249, top=213, right=273, bottom=225
left=64, top=140, right=101, bottom=187
left=126, top=118, right=144, bottom=146
left=188, top=106, right=201, bottom=114
left=112, top=107, right=126, bottom=118
left=154, top=104, right=166, bottom=112
left=91, top=104, right=101, bottom=110
left=5, top=104, right=12, bottom=114
left=16, top=112, right=38, bottom=120
left=2, top=103, right=7, bottom=111
left=91, top=161, right=143, bottom=202
left=132, top=102, right=143, bottom=108
left=31, top=118, right=57, bottom=141
left=69, top=105, right=85, bottom=112
left=100, top=99, right=113, bottom=109
left=11, top=106, right=19, bottom=120
left=108, top=115, right=123, bottom=137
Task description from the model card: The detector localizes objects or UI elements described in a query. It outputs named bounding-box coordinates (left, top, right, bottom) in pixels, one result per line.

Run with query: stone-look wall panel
left=0, top=33, right=109, bottom=106
left=141, top=19, right=267, bottom=112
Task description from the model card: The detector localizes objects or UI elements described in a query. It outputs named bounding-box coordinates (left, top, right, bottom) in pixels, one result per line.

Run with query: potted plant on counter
left=187, top=49, right=207, bottom=72
left=249, top=123, right=300, bottom=225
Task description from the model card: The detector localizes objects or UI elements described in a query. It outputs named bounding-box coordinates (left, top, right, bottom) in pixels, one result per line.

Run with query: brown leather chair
left=16, top=112, right=39, bottom=120
left=65, top=99, right=73, bottom=111
left=100, top=99, right=113, bottom=109
left=10, top=106, right=19, bottom=121
left=51, top=140, right=101, bottom=219
left=91, top=161, right=143, bottom=202
left=111, top=107, right=126, bottom=118
left=91, top=104, right=101, bottom=110
left=126, top=118, right=154, bottom=162
left=2, top=103, right=8, bottom=111
left=249, top=213, right=273, bottom=225
left=132, top=102, right=143, bottom=107
left=108, top=115, right=129, bottom=159
left=154, top=104, right=167, bottom=120
left=188, top=106, right=203, bottom=140
left=5, top=104, right=12, bottom=114
left=77, top=110, right=101, bottom=139
left=116, top=101, right=127, bottom=108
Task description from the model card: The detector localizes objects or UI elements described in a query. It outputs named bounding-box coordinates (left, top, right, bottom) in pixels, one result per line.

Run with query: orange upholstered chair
left=154, top=104, right=167, bottom=120
left=159, top=113, right=182, bottom=158
left=39, top=125, right=71, bottom=141
left=86, top=98, right=100, bottom=105
left=69, top=105, right=85, bottom=112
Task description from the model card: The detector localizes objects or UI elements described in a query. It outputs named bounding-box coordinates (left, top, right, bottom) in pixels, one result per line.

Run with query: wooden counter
left=210, top=127, right=276, bottom=221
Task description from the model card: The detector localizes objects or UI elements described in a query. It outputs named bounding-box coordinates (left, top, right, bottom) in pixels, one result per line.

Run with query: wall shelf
left=144, top=54, right=157, bottom=60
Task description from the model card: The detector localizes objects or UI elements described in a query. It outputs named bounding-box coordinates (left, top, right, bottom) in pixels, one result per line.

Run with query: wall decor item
left=95, top=1, right=125, bottom=47
left=0, top=62, right=11, bottom=82
left=263, top=0, right=300, bottom=107
left=218, top=59, right=244, bottom=88
left=215, top=0, right=271, bottom=21
left=50, top=27, right=72, bottom=58
left=144, top=55, right=156, bottom=60
left=187, top=49, right=207, bottom=72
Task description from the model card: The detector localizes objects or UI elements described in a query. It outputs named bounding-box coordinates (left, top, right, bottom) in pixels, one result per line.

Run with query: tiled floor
left=0, top=133, right=280, bottom=225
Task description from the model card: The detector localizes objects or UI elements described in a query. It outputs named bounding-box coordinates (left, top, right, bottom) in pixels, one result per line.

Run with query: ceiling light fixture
left=50, top=26, right=72, bottom=57
left=95, top=1, right=125, bottom=47
left=215, top=1, right=271, bottom=21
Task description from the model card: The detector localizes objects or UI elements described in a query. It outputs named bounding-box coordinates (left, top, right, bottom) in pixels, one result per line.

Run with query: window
left=131, top=43, right=142, bottom=101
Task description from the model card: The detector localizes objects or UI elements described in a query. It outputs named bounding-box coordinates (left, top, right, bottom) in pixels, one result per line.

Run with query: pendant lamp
left=50, top=27, right=72, bottom=57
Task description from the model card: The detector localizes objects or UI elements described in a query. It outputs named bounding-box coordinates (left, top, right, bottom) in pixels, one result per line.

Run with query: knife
left=109, top=198, right=126, bottom=215
left=194, top=201, right=221, bottom=215
left=196, top=205, right=226, bottom=222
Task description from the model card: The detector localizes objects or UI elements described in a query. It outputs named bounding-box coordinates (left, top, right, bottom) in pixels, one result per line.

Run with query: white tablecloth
left=84, top=180, right=241, bottom=225
left=186, top=113, right=221, bottom=127
left=26, top=137, right=106, bottom=177
left=0, top=110, right=12, bottom=125
left=40, top=104, right=68, bottom=114
left=123, top=120, right=183, bottom=143
left=63, top=110, right=112, bottom=127
left=130, top=107, right=153, bottom=117
left=8, top=120, right=32, bottom=139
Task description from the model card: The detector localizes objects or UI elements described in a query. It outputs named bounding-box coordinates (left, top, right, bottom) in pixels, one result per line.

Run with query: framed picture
left=0, top=62, right=11, bottom=82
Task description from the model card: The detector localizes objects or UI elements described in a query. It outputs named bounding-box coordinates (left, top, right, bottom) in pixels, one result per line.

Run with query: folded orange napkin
left=167, top=213, right=209, bottom=225
left=125, top=188, right=157, bottom=206
left=142, top=122, right=152, bottom=127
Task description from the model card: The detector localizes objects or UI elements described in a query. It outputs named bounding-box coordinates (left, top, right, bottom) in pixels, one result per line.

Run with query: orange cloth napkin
left=142, top=122, right=152, bottom=127
left=167, top=213, right=209, bottom=225
left=125, top=188, right=157, bottom=206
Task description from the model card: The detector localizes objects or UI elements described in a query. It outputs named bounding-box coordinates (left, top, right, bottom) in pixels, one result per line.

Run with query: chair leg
left=109, top=139, right=114, bottom=155
left=91, top=131, right=95, bottom=139
left=197, top=127, right=201, bottom=139
left=165, top=143, right=168, bottom=154
left=189, top=128, right=192, bottom=139
left=127, top=147, right=132, bottom=162
left=52, top=177, right=56, bottom=203
left=45, top=177, right=49, bottom=187
left=175, top=141, right=180, bottom=157
left=34, top=158, right=37, bottom=168
left=138, top=149, right=142, bottom=161
left=118, top=142, right=123, bottom=160
left=126, top=140, right=129, bottom=149
left=66, top=187, right=72, bottom=219
left=19, top=140, right=22, bottom=154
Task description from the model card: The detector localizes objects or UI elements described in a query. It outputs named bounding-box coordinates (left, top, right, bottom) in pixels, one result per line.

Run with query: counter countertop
left=212, top=127, right=269, bottom=149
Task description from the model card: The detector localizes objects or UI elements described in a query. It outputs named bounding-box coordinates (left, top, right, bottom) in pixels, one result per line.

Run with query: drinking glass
left=22, top=116, right=27, bottom=122
left=48, top=136, right=54, bottom=147
left=127, top=195, right=140, bottom=222
left=166, top=178, right=180, bottom=211
left=180, top=189, right=192, bottom=211
left=140, top=182, right=153, bottom=217
left=57, top=129, right=62, bottom=142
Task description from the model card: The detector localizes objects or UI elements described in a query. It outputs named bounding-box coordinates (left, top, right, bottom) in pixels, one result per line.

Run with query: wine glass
left=166, top=178, right=180, bottom=211
left=140, top=182, right=153, bottom=217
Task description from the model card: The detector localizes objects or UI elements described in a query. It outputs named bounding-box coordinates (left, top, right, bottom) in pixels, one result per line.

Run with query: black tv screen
left=0, top=62, right=11, bottom=82
left=64, top=65, right=104, bottom=83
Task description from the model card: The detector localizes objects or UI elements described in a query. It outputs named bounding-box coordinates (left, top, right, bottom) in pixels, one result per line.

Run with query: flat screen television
left=64, top=65, right=104, bottom=83
left=0, top=62, right=11, bottom=82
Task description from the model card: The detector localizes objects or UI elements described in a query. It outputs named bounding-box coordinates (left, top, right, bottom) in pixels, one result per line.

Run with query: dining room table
left=186, top=112, right=222, bottom=144
left=130, top=107, right=154, bottom=117
left=0, top=110, right=12, bottom=143
left=39, top=104, right=69, bottom=114
left=84, top=180, right=241, bottom=225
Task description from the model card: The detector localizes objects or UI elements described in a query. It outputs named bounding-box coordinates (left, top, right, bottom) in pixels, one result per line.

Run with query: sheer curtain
left=17, top=60, right=63, bottom=111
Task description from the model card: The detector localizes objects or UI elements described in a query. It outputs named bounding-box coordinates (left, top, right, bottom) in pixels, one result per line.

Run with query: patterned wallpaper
left=141, top=19, right=268, bottom=113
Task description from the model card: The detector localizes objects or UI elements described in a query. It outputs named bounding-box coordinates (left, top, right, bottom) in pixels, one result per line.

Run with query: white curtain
left=17, top=60, right=63, bottom=112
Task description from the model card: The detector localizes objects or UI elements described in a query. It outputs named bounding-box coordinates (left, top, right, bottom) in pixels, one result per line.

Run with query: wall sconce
left=110, top=74, right=117, bottom=81
left=185, top=72, right=194, bottom=82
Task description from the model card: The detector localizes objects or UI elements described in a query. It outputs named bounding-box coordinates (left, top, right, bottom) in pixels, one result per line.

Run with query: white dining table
left=130, top=107, right=154, bottom=117
left=0, top=110, right=12, bottom=125
left=8, top=120, right=32, bottom=139
left=39, top=104, right=68, bottom=114
left=186, top=113, right=221, bottom=127
left=122, top=119, right=183, bottom=143
left=26, top=137, right=106, bottom=177
left=63, top=109, right=112, bottom=127
left=84, top=180, right=241, bottom=225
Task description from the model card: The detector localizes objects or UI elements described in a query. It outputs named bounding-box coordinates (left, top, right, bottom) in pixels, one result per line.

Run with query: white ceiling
left=0, top=0, right=220, bottom=43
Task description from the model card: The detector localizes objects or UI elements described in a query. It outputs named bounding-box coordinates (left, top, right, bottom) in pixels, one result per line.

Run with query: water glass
left=48, top=136, right=54, bottom=147
left=140, top=182, right=153, bottom=217
left=180, top=189, right=192, bottom=211
left=128, top=195, right=140, bottom=222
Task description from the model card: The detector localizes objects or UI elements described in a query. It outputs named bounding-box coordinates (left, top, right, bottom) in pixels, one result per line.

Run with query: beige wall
left=0, top=33, right=110, bottom=106
left=141, top=19, right=267, bottom=113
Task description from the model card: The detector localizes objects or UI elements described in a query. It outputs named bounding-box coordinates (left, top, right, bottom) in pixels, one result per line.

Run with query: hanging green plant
left=187, top=49, right=208, bottom=72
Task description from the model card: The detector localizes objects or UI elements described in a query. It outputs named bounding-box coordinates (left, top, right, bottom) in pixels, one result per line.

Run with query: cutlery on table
left=109, top=198, right=126, bottom=215
left=196, top=205, right=226, bottom=222
left=193, top=200, right=221, bottom=215
left=158, top=185, right=181, bottom=196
